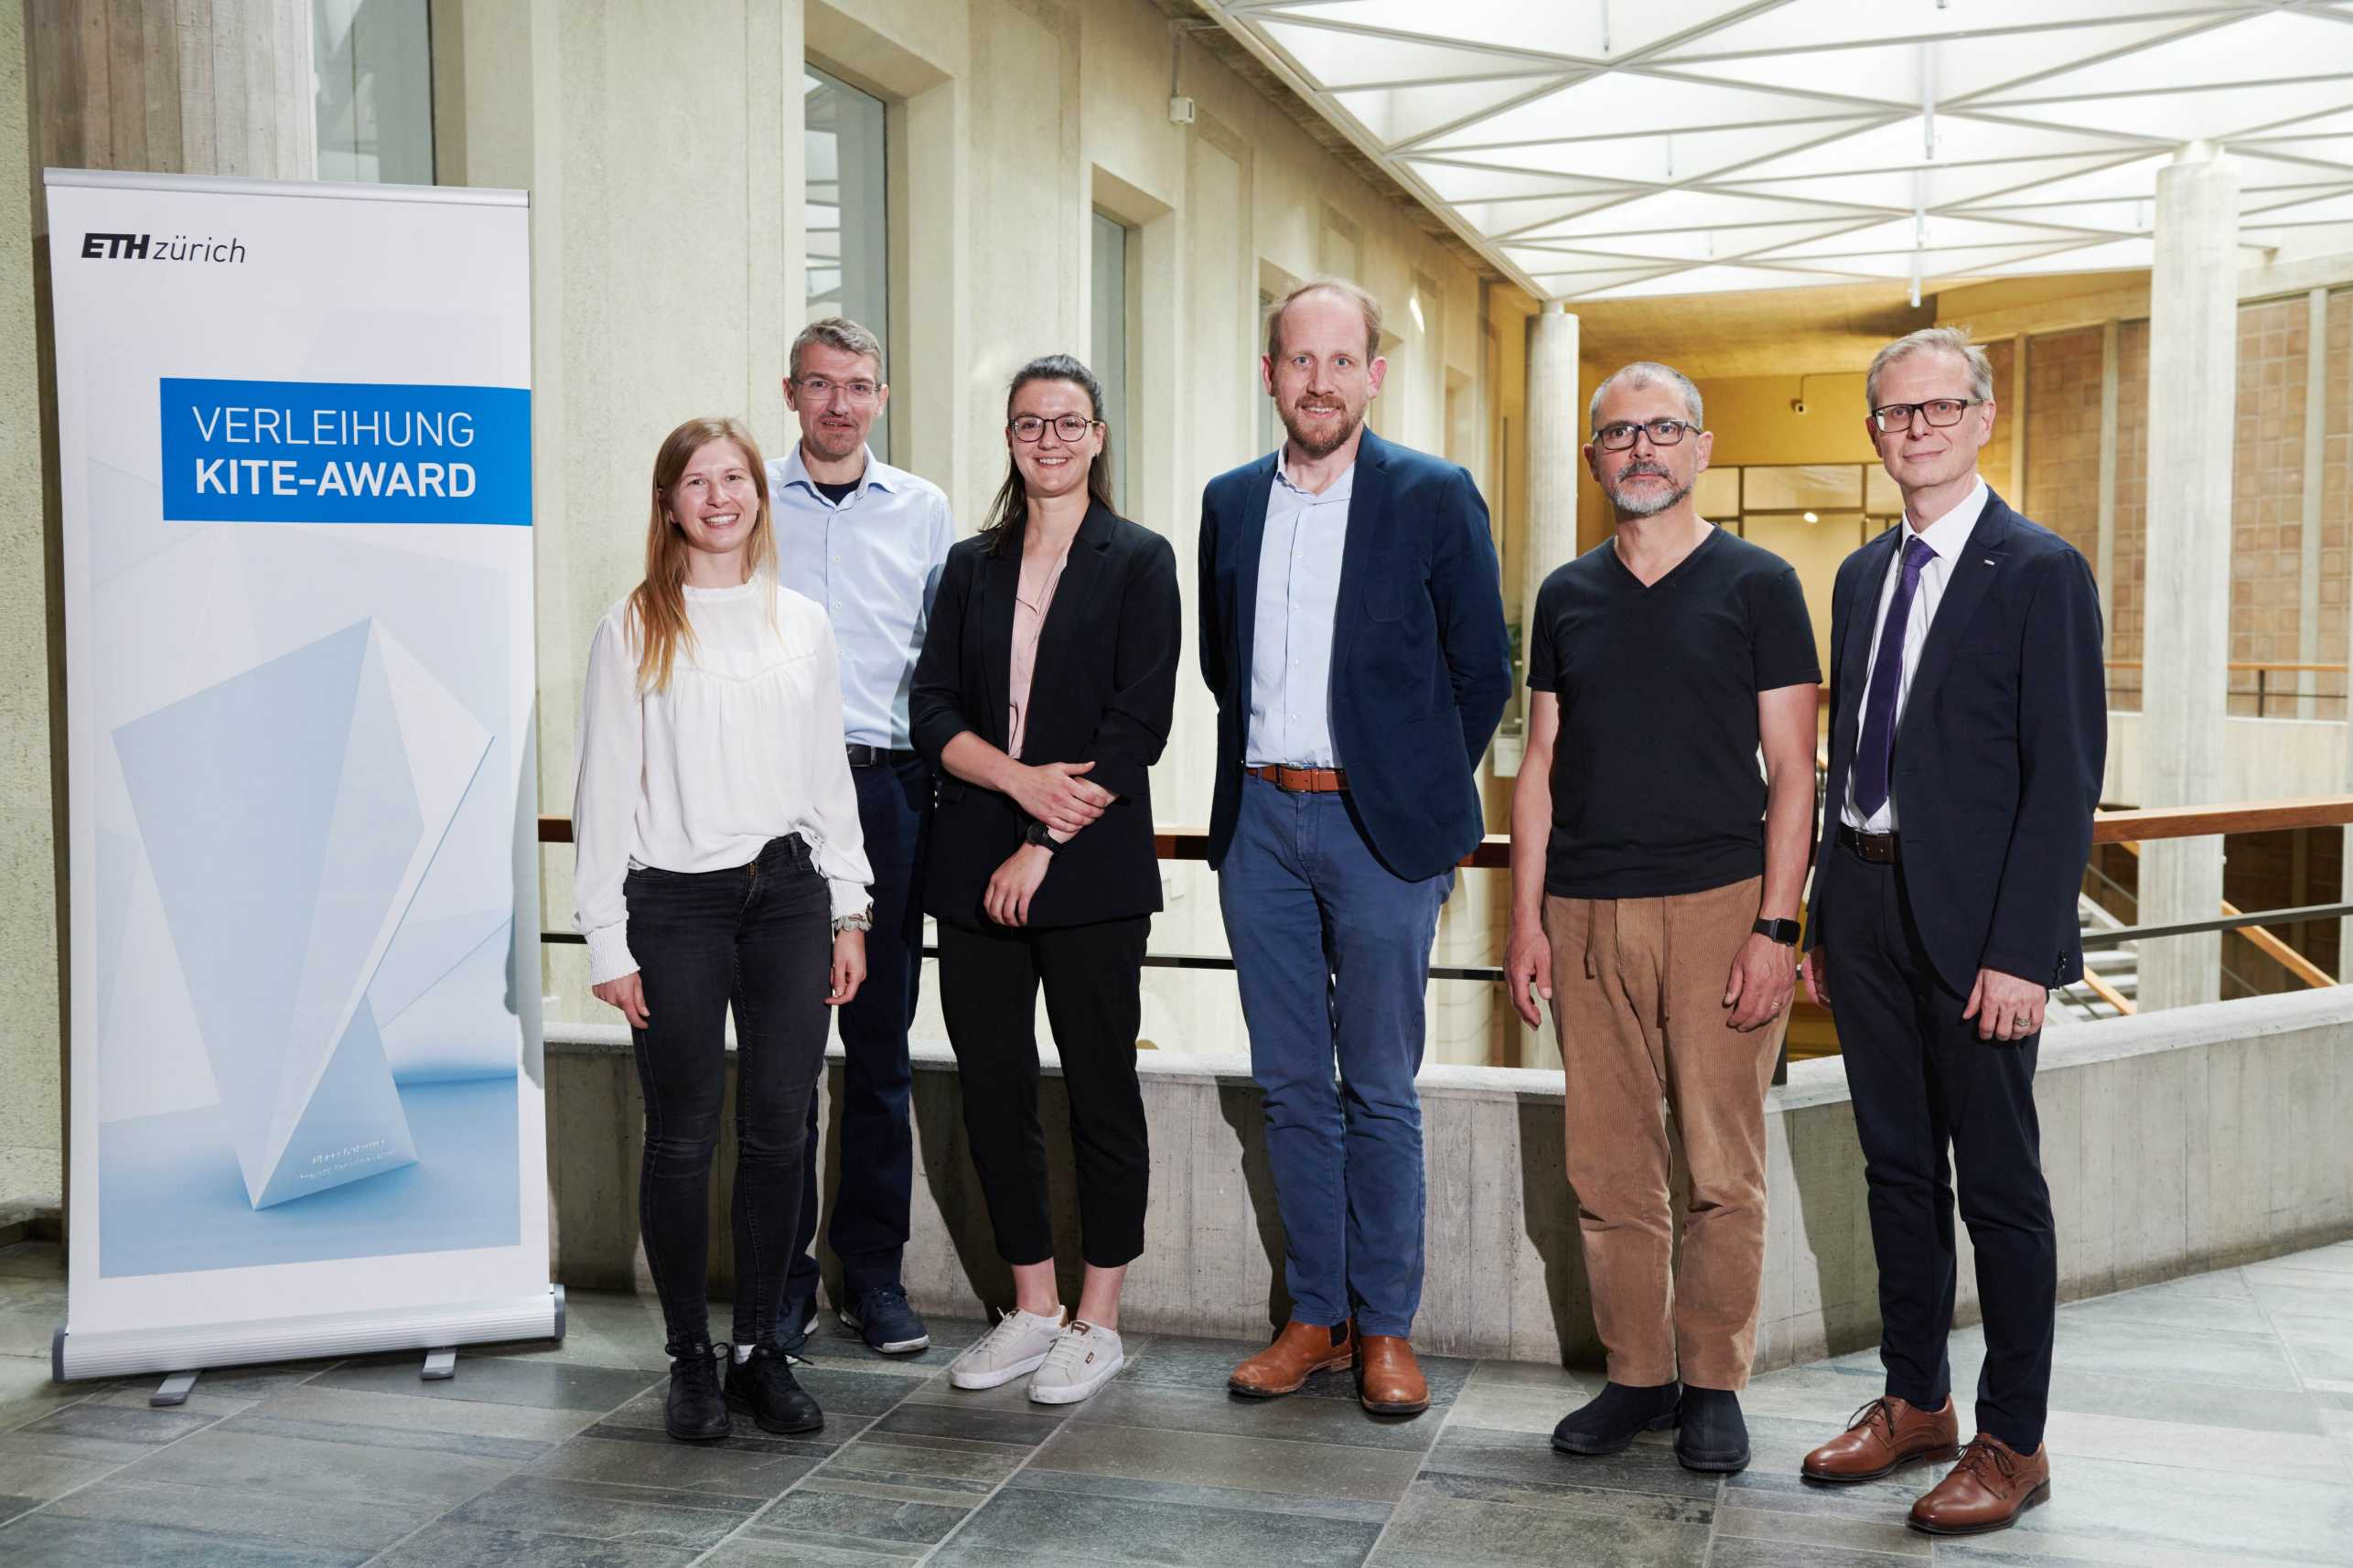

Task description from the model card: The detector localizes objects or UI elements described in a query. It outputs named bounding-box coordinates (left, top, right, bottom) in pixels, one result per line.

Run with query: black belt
left=846, top=745, right=919, bottom=768
left=1839, top=825, right=1899, bottom=864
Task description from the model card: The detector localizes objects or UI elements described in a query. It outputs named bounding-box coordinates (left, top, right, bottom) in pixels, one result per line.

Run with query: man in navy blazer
left=1200, top=278, right=1509, bottom=1415
left=1798, top=328, right=2104, bottom=1538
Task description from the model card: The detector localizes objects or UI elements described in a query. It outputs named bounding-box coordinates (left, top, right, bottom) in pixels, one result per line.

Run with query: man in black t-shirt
left=1505, top=361, right=1820, bottom=1476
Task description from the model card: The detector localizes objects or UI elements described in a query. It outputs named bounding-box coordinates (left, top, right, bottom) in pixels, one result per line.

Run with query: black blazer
left=910, top=502, right=1181, bottom=929
left=1808, top=489, right=2106, bottom=996
left=1197, top=426, right=1510, bottom=880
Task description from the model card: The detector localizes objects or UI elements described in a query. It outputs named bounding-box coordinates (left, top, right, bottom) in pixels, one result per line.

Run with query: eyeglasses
left=793, top=375, right=880, bottom=403
left=1871, top=398, right=1982, bottom=433
left=1593, top=417, right=1700, bottom=451
left=1010, top=413, right=1101, bottom=443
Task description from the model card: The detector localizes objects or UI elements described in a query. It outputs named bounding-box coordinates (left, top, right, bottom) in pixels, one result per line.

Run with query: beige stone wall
left=2230, top=298, right=2310, bottom=714
left=2025, top=327, right=2103, bottom=562
left=0, top=1, right=62, bottom=1217
left=444, top=0, right=1523, bottom=1060
left=2113, top=318, right=2152, bottom=712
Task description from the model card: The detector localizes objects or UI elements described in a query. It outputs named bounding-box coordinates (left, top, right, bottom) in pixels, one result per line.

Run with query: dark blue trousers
left=784, top=757, right=928, bottom=1314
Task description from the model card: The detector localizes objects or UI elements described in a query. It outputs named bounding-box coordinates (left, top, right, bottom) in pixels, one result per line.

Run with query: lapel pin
left=1982, top=557, right=1995, bottom=566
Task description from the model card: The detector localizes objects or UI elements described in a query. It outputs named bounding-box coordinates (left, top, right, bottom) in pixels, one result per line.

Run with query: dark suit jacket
left=1808, top=487, right=2106, bottom=996
left=910, top=502, right=1180, bottom=930
left=1197, top=426, right=1510, bottom=880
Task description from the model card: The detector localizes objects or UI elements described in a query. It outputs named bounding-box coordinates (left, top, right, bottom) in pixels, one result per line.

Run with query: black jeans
left=937, top=914, right=1151, bottom=1270
left=787, top=757, right=929, bottom=1309
left=1816, top=840, right=2057, bottom=1453
left=627, top=835, right=833, bottom=1352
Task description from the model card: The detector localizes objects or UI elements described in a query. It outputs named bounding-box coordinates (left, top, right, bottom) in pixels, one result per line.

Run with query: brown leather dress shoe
left=1908, top=1434, right=2050, bottom=1535
left=1228, top=1320, right=1355, bottom=1398
left=1356, top=1335, right=1429, bottom=1416
left=1801, top=1395, right=1961, bottom=1482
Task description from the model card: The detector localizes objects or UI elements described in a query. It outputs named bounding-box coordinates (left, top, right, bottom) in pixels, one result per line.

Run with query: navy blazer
left=1197, top=426, right=1510, bottom=880
left=1808, top=488, right=2106, bottom=996
left=910, top=503, right=1180, bottom=929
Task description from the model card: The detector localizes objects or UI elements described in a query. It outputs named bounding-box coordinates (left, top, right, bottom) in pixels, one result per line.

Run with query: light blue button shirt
left=1247, top=456, right=1355, bottom=768
left=768, top=444, right=956, bottom=749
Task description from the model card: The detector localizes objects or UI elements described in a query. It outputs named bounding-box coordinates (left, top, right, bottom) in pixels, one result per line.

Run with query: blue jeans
left=1219, top=774, right=1452, bottom=1337
left=786, top=757, right=928, bottom=1312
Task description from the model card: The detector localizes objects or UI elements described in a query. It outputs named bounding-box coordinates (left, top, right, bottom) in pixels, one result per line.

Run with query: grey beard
left=1606, top=475, right=1692, bottom=517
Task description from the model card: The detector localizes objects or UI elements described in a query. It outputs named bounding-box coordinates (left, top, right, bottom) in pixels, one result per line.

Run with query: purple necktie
left=1852, top=535, right=1936, bottom=820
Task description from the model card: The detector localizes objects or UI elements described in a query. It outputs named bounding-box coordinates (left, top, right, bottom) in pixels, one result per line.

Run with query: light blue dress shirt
left=1247, top=456, right=1355, bottom=768
left=768, top=444, right=956, bottom=749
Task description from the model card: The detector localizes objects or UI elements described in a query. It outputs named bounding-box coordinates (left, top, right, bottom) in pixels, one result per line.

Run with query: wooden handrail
left=538, top=793, right=2353, bottom=867
left=2108, top=838, right=2336, bottom=990
left=2104, top=660, right=2348, bottom=674
left=2076, top=967, right=2136, bottom=1015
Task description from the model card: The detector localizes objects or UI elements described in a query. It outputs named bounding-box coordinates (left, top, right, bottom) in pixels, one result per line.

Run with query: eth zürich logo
left=81, top=231, right=246, bottom=263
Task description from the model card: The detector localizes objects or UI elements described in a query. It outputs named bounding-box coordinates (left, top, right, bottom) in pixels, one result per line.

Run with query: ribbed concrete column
left=2138, top=145, right=2239, bottom=1011
left=1525, top=304, right=1581, bottom=634
left=29, top=0, right=315, bottom=186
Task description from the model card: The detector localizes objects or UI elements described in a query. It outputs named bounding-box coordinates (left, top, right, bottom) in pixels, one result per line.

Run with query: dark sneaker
left=662, top=1341, right=730, bottom=1442
left=725, top=1344, right=823, bottom=1434
left=841, top=1283, right=930, bottom=1354
left=776, top=1296, right=821, bottom=1357
left=1676, top=1385, right=1751, bottom=1473
left=1552, top=1380, right=1681, bottom=1456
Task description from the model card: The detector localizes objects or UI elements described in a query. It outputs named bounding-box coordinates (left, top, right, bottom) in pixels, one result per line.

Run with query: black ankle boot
left=1552, top=1380, right=1681, bottom=1456
left=725, top=1343, right=823, bottom=1435
left=663, top=1340, right=730, bottom=1442
left=1676, top=1385, right=1750, bottom=1473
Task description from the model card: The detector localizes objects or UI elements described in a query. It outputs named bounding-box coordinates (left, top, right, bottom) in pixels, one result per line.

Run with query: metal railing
left=2105, top=660, right=2350, bottom=718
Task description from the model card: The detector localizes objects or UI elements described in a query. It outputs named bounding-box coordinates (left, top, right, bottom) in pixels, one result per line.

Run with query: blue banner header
left=159, top=378, right=532, bottom=525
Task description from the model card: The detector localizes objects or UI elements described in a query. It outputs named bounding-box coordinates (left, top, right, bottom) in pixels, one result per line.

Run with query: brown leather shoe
left=1228, top=1320, right=1355, bottom=1398
left=1801, top=1395, right=1961, bottom=1482
left=1356, top=1335, right=1429, bottom=1416
left=1908, top=1434, right=2050, bottom=1535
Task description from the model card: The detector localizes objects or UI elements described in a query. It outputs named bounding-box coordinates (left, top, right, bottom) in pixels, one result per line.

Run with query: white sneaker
left=1026, top=1321, right=1123, bottom=1405
left=947, top=1306, right=1068, bottom=1390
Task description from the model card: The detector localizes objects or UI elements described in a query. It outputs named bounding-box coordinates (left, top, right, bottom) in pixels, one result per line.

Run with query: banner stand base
left=422, top=1348, right=457, bottom=1380
left=53, top=1285, right=564, bottom=1383
left=149, top=1370, right=199, bottom=1407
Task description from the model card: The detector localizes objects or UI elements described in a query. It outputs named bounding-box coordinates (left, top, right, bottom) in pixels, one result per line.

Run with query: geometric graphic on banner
left=112, top=618, right=489, bottom=1208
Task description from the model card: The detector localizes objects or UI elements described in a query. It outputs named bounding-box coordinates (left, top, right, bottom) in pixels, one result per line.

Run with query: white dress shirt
left=1842, top=477, right=1990, bottom=833
left=573, top=580, right=875, bottom=983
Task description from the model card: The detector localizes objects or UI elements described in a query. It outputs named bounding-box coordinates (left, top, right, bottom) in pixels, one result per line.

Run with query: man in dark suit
left=1799, top=328, right=2104, bottom=1537
left=1198, top=278, right=1509, bottom=1415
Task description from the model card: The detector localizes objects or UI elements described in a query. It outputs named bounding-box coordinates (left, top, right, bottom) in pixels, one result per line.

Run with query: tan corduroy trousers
left=1545, top=875, right=1787, bottom=1391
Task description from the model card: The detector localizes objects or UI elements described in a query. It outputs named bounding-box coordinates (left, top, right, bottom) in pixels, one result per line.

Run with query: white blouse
left=573, top=579, right=874, bottom=984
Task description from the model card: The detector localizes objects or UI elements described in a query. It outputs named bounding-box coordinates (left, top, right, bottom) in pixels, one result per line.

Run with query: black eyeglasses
left=1010, top=413, right=1101, bottom=443
left=1593, top=417, right=1700, bottom=451
left=1871, top=398, right=1982, bottom=433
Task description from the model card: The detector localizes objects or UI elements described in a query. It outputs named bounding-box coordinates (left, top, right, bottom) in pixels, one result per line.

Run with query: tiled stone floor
left=1, top=1237, right=2349, bottom=1566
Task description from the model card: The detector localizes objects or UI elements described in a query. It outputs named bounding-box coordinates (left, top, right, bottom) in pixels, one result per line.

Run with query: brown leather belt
left=1839, top=825, right=1899, bottom=864
left=1250, top=764, right=1349, bottom=794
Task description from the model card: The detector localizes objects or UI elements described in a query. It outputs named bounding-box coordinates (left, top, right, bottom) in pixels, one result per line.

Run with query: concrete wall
left=0, top=2, right=61, bottom=1223
left=542, top=987, right=2353, bottom=1368
left=2105, top=712, right=2348, bottom=806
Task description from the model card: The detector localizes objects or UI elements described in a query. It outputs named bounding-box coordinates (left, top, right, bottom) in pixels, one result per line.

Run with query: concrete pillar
left=1525, top=304, right=1581, bottom=637
left=2138, top=145, right=2240, bottom=1011
left=11, top=2, right=316, bottom=1219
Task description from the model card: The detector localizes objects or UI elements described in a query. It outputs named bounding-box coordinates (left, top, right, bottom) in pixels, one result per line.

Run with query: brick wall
left=2230, top=298, right=2309, bottom=716
left=2113, top=320, right=2150, bottom=712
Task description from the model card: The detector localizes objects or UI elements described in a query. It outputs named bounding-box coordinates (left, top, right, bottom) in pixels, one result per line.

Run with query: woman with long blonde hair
left=574, top=416, right=873, bottom=1442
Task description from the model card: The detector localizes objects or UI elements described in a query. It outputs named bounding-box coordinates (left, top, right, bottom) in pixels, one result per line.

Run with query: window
left=805, top=67, right=890, bottom=456
left=313, top=0, right=433, bottom=184
left=1091, top=211, right=1130, bottom=510
left=1257, top=290, right=1279, bottom=461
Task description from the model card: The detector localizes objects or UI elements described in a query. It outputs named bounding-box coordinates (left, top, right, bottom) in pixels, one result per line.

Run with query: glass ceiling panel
left=1205, top=0, right=2353, bottom=300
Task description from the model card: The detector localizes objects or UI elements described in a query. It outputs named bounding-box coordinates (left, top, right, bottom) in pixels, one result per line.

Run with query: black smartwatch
left=1023, top=820, right=1061, bottom=854
left=1753, top=918, right=1800, bottom=946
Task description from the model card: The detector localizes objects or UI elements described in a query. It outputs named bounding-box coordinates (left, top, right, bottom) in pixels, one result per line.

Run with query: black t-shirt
left=813, top=478, right=859, bottom=506
left=1527, top=526, right=1819, bottom=899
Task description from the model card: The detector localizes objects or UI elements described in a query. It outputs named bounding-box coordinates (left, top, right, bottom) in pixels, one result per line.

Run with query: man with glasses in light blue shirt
left=768, top=317, right=955, bottom=1359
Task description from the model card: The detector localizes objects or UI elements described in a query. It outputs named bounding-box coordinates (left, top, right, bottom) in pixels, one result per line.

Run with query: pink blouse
left=1007, top=541, right=1074, bottom=759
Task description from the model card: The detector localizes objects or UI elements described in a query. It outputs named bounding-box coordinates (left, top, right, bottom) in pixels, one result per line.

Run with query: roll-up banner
left=44, top=170, right=558, bottom=1380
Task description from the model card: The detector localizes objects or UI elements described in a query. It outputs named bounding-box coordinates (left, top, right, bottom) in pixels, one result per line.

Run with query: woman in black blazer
left=911, top=353, right=1179, bottom=1406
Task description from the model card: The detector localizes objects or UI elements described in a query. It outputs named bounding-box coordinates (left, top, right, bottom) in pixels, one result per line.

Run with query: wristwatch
left=1023, top=820, right=1061, bottom=854
left=1753, top=918, right=1800, bottom=946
